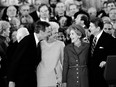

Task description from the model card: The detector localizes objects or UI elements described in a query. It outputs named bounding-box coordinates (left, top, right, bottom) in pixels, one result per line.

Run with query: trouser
left=0, top=77, right=7, bottom=87
left=109, top=85, right=116, bottom=87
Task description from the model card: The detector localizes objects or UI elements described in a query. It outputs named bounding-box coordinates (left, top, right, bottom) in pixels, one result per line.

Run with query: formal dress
left=88, top=31, right=116, bottom=87
left=7, top=33, right=41, bottom=87
left=62, top=42, right=90, bottom=87
left=37, top=40, right=65, bottom=87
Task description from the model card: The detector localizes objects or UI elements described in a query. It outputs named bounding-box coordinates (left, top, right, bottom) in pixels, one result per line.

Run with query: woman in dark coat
left=0, top=20, right=11, bottom=87
left=62, top=24, right=90, bottom=87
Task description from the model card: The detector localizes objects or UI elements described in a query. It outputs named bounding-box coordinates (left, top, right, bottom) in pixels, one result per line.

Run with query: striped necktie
left=91, top=37, right=97, bottom=56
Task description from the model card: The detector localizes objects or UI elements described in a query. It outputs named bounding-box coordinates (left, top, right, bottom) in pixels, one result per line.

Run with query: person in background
left=38, top=4, right=56, bottom=22
left=102, top=16, right=111, bottom=24
left=62, top=24, right=89, bottom=87
left=107, top=1, right=116, bottom=15
left=9, top=17, right=21, bottom=34
left=88, top=7, right=97, bottom=20
left=109, top=8, right=116, bottom=25
left=97, top=1, right=109, bottom=18
left=49, top=0, right=60, bottom=19
left=103, top=22, right=115, bottom=37
left=68, top=3, right=79, bottom=23
left=1, top=5, right=19, bottom=22
left=19, top=4, right=33, bottom=24
left=55, top=2, right=72, bottom=27
left=74, top=12, right=90, bottom=42
left=30, top=0, right=42, bottom=22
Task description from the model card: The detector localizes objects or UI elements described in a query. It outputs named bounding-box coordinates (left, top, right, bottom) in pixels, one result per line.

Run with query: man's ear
left=97, top=26, right=101, bottom=31
left=81, top=20, right=84, bottom=25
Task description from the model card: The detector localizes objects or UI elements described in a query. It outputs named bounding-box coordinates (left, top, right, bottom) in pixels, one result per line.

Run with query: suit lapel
left=95, top=31, right=105, bottom=49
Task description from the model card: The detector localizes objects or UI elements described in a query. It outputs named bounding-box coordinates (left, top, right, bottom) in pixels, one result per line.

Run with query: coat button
left=77, top=81, right=78, bottom=83
left=76, top=60, right=78, bottom=62
left=77, top=77, right=79, bottom=78
left=77, top=72, right=78, bottom=74
left=76, top=68, right=78, bottom=70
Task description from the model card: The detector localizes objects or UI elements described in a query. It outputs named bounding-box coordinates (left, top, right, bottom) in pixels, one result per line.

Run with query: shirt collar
left=95, top=30, right=103, bottom=43
left=40, top=18, right=49, bottom=22
left=36, top=11, right=40, bottom=17
left=34, top=33, right=39, bottom=46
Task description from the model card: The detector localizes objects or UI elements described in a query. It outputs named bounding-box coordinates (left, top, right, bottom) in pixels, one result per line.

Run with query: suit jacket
left=0, top=35, right=7, bottom=77
left=88, top=31, right=116, bottom=87
left=30, top=11, right=39, bottom=22
left=62, top=42, right=90, bottom=87
left=7, top=34, right=41, bottom=87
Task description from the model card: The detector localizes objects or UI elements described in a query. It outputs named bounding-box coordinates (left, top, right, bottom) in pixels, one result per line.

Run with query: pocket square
left=99, top=46, right=104, bottom=49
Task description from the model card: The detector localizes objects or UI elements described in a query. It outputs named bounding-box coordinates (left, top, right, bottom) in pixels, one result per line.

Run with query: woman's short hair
left=49, top=21, right=59, bottom=33
left=68, top=24, right=86, bottom=39
left=0, top=21, right=11, bottom=34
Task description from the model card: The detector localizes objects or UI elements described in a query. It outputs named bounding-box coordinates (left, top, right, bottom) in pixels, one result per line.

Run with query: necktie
left=91, top=37, right=97, bottom=56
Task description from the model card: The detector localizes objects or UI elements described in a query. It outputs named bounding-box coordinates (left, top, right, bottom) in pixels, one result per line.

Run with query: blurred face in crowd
left=39, top=5, right=49, bottom=19
left=75, top=14, right=83, bottom=25
left=11, top=31, right=17, bottom=42
left=70, top=29, right=81, bottom=43
left=4, top=27, right=10, bottom=37
left=50, top=0, right=57, bottom=5
left=73, top=0, right=81, bottom=9
left=7, top=5, right=17, bottom=17
left=103, top=23, right=113, bottom=35
left=102, top=16, right=111, bottom=23
left=56, top=2, right=66, bottom=14
left=34, top=0, right=41, bottom=10
left=57, top=32, right=65, bottom=41
left=10, top=17, right=21, bottom=30
left=109, top=9, right=116, bottom=21
left=107, top=2, right=115, bottom=13
left=88, top=7, right=97, bottom=18
left=69, top=4, right=79, bottom=17
left=89, top=22, right=99, bottom=35
left=101, top=0, right=108, bottom=7
left=20, top=5, right=30, bottom=16
left=103, top=3, right=109, bottom=14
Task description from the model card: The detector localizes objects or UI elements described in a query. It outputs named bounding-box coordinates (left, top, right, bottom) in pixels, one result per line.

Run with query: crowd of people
left=0, top=0, right=116, bottom=87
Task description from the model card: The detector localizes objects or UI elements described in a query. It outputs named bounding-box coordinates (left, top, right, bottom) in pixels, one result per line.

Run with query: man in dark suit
left=7, top=21, right=51, bottom=87
left=30, top=0, right=41, bottom=22
left=88, top=17, right=116, bottom=87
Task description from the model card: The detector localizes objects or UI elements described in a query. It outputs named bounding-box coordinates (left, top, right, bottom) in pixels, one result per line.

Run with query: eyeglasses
left=104, top=28, right=112, bottom=30
left=22, top=9, right=30, bottom=12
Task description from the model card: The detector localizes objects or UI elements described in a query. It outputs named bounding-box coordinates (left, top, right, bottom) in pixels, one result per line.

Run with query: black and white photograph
left=0, top=0, right=116, bottom=87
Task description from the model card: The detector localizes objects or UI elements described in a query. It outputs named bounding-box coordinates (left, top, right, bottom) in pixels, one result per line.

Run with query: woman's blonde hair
left=0, top=21, right=11, bottom=34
